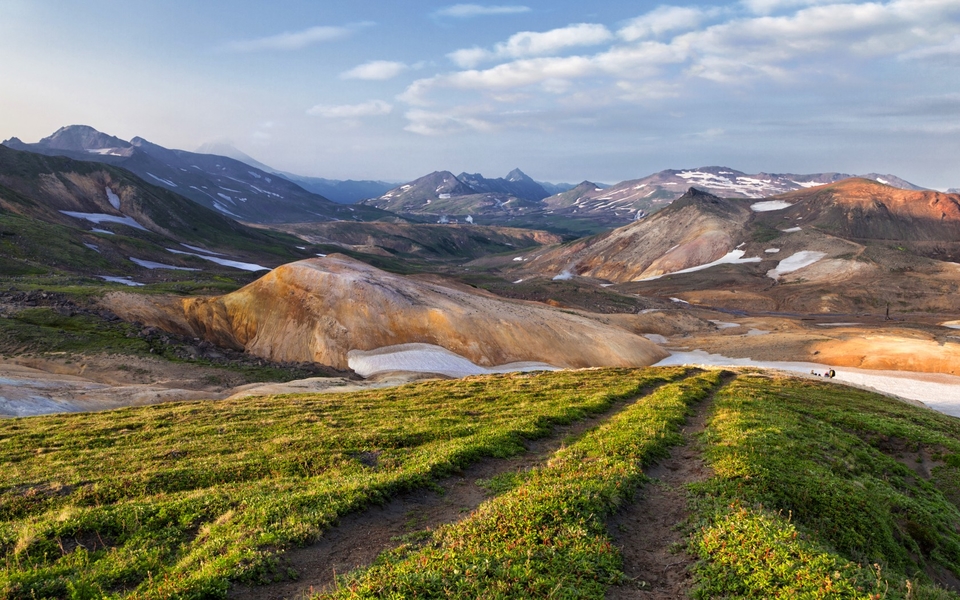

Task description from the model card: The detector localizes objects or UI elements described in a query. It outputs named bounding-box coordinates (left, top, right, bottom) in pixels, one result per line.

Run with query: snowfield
left=767, top=251, right=826, bottom=279
left=347, top=343, right=558, bottom=378
left=655, top=350, right=960, bottom=417
left=640, top=249, right=761, bottom=281
left=750, top=200, right=793, bottom=212
left=59, top=211, right=148, bottom=231
left=165, top=249, right=268, bottom=271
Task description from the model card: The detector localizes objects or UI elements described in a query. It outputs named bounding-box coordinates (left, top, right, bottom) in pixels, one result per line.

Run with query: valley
left=2, top=126, right=960, bottom=598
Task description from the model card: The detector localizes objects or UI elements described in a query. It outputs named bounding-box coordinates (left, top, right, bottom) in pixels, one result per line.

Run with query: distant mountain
left=538, top=181, right=578, bottom=196
left=0, top=144, right=316, bottom=280
left=3, top=126, right=393, bottom=223
left=194, top=142, right=395, bottom=204
left=361, top=169, right=548, bottom=224
left=539, top=166, right=927, bottom=228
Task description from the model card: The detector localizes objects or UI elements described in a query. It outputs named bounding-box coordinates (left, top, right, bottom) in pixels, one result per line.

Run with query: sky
left=0, top=0, right=958, bottom=189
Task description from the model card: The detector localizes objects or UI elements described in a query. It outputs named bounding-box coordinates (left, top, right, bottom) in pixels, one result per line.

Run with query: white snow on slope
left=130, top=257, right=198, bottom=271
left=654, top=350, right=960, bottom=418
left=709, top=320, right=741, bottom=329
left=99, top=276, right=144, bottom=286
left=166, top=248, right=268, bottom=271
left=105, top=187, right=121, bottom=210
left=91, top=228, right=114, bottom=235
left=640, top=250, right=762, bottom=281
left=765, top=248, right=780, bottom=253
left=212, top=202, right=242, bottom=218
left=782, top=226, right=802, bottom=233
left=60, top=211, right=147, bottom=231
left=767, top=251, right=826, bottom=279
left=146, top=173, right=177, bottom=187
left=347, top=343, right=558, bottom=378
left=181, top=243, right=225, bottom=256
left=750, top=200, right=792, bottom=212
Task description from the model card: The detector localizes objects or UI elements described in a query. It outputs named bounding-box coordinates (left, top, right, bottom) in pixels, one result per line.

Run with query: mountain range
left=0, top=144, right=315, bottom=281
left=504, top=179, right=960, bottom=314
left=2, top=126, right=392, bottom=224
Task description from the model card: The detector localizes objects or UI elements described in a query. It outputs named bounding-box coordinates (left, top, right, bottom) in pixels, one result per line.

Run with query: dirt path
left=229, top=382, right=679, bottom=600
left=605, top=385, right=721, bottom=599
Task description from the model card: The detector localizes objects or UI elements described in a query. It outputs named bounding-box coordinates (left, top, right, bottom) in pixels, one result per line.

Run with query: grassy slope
left=0, top=368, right=688, bottom=599
left=691, top=373, right=960, bottom=599
left=2, top=369, right=960, bottom=599
left=324, top=370, right=726, bottom=599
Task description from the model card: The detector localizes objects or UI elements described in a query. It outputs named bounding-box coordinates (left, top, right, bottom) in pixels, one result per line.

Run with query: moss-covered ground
left=2, top=368, right=960, bottom=599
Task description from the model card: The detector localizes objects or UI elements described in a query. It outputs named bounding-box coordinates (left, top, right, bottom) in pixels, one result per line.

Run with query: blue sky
left=1, top=1, right=958, bottom=188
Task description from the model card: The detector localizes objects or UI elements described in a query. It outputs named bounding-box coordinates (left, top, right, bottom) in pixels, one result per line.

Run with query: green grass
left=321, top=370, right=727, bottom=599
left=690, top=373, right=960, bottom=599
left=0, top=367, right=689, bottom=599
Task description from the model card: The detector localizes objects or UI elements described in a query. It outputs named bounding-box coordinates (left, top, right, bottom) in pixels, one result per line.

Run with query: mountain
left=539, top=167, right=927, bottom=228
left=538, top=180, right=578, bottom=196
left=456, top=168, right=550, bottom=201
left=509, top=179, right=960, bottom=314
left=277, top=174, right=395, bottom=205
left=104, top=254, right=667, bottom=370
left=0, top=144, right=316, bottom=280
left=527, top=188, right=754, bottom=282
left=3, top=126, right=394, bottom=223
left=361, top=170, right=544, bottom=221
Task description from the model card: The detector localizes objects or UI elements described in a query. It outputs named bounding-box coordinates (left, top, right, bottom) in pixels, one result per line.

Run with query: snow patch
left=91, top=228, right=114, bottom=235
left=181, top=243, right=224, bottom=256
left=99, top=276, right=144, bottom=287
left=130, top=257, right=198, bottom=271
left=640, top=250, right=761, bottom=281
left=643, top=334, right=669, bottom=344
left=146, top=173, right=177, bottom=187
left=709, top=320, right=741, bottom=329
left=765, top=248, right=781, bottom=253
left=782, top=226, right=802, bottom=233
left=513, top=257, right=524, bottom=262
left=83, top=243, right=99, bottom=253
left=767, top=251, right=826, bottom=279
left=654, top=350, right=960, bottom=418
left=745, top=329, right=770, bottom=336
left=750, top=200, right=792, bottom=212
left=513, top=279, right=524, bottom=284
left=105, top=187, right=121, bottom=210
left=347, top=343, right=558, bottom=379
left=60, top=211, right=147, bottom=231
left=165, top=249, right=268, bottom=271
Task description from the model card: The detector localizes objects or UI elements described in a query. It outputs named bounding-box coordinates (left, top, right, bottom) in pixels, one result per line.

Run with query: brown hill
left=523, top=188, right=752, bottom=283
left=764, top=178, right=960, bottom=242
left=103, top=255, right=667, bottom=372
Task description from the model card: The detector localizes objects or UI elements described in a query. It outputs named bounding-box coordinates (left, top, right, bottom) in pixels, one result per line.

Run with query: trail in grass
left=605, top=374, right=731, bottom=599
left=230, top=376, right=692, bottom=600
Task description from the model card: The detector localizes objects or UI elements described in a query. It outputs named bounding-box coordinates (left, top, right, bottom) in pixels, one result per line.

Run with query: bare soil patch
left=605, top=388, right=719, bottom=599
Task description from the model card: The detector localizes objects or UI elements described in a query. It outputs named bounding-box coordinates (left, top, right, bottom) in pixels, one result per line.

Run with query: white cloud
left=434, top=4, right=531, bottom=18
left=307, top=100, right=393, bottom=118
left=341, top=60, right=409, bottom=80
left=404, top=108, right=495, bottom=135
left=618, top=6, right=712, bottom=41
left=222, top=23, right=371, bottom=52
left=449, top=23, right=613, bottom=67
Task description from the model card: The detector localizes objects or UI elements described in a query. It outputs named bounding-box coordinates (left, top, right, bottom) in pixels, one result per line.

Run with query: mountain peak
left=37, top=125, right=132, bottom=153
left=505, top=168, right=532, bottom=183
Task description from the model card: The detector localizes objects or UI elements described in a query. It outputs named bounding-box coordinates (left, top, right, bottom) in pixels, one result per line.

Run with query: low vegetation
left=322, top=370, right=726, bottom=598
left=0, top=367, right=688, bottom=599
left=691, top=373, right=960, bottom=599
left=2, top=368, right=960, bottom=599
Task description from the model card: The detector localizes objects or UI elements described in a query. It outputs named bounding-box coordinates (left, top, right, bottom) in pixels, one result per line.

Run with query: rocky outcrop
left=104, top=255, right=668, bottom=372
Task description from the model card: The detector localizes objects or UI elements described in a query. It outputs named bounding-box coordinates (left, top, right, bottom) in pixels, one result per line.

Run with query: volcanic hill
left=103, top=254, right=668, bottom=371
